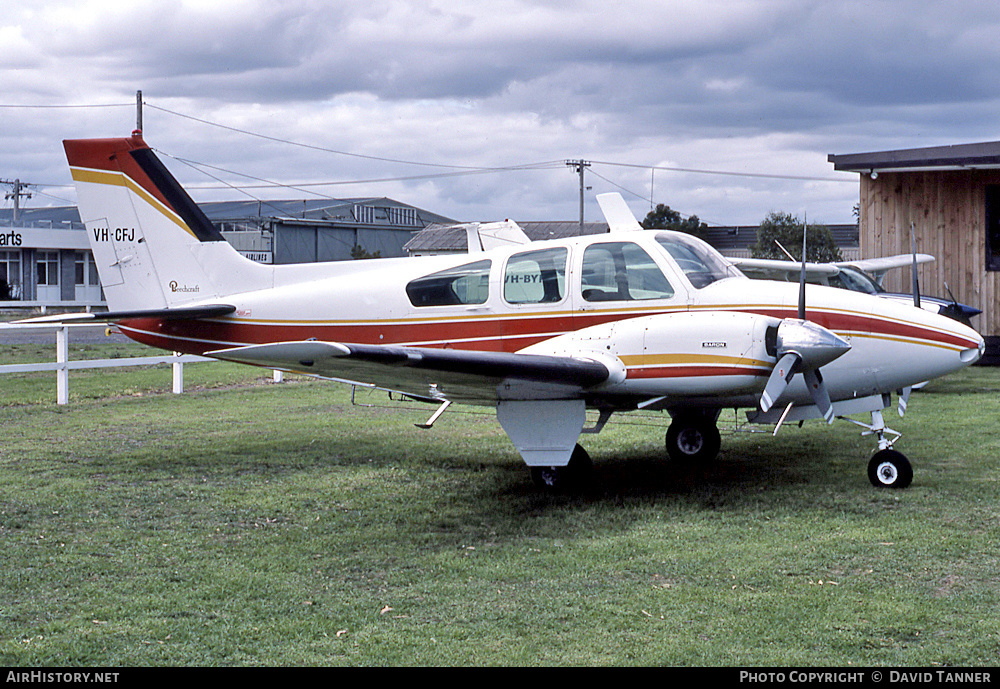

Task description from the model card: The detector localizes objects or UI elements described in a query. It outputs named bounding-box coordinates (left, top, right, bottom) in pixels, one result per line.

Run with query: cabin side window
left=406, top=259, right=491, bottom=307
left=503, top=247, right=568, bottom=304
left=580, top=242, right=674, bottom=301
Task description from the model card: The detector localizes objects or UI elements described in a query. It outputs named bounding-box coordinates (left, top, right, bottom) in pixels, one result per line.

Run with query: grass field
left=1, top=344, right=999, bottom=666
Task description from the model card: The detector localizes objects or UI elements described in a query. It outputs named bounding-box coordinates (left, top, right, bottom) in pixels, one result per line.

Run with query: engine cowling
left=521, top=310, right=784, bottom=403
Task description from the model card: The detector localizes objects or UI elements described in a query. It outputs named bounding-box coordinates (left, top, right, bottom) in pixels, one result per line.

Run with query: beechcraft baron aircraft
left=32, top=132, right=985, bottom=491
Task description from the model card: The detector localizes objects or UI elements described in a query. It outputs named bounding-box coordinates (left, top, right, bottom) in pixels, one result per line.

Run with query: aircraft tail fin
left=596, top=193, right=644, bottom=233
left=64, top=132, right=268, bottom=311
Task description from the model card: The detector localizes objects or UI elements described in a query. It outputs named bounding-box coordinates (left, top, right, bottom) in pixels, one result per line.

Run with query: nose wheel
left=868, top=449, right=913, bottom=489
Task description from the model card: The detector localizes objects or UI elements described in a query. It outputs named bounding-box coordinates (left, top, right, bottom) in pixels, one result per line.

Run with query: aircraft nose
left=961, top=331, right=986, bottom=364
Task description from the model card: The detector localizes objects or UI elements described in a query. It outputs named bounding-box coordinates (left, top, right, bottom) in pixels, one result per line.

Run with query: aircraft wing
left=836, top=254, right=934, bottom=285
left=731, top=257, right=840, bottom=280
left=206, top=341, right=611, bottom=405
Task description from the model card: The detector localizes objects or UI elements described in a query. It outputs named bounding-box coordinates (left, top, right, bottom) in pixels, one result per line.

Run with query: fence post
left=172, top=353, right=184, bottom=393
left=56, top=326, right=69, bottom=405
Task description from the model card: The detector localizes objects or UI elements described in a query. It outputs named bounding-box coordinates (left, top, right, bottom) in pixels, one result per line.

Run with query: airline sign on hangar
left=240, top=251, right=273, bottom=264
left=6, top=228, right=91, bottom=251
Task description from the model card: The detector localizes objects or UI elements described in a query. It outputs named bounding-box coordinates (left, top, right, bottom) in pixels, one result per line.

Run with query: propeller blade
left=760, top=352, right=800, bottom=412
left=798, top=215, right=807, bottom=320
left=803, top=368, right=834, bottom=424
left=897, top=386, right=912, bottom=418
left=910, top=222, right=921, bottom=308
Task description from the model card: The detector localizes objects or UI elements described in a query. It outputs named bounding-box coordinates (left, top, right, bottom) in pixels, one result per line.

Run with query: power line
left=590, top=158, right=854, bottom=184
left=0, top=102, right=132, bottom=109
left=1, top=179, right=32, bottom=223
left=157, top=149, right=564, bottom=200
left=586, top=167, right=725, bottom=227
left=145, top=102, right=564, bottom=173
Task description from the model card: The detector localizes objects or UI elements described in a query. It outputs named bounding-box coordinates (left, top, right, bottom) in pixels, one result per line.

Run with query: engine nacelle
left=521, top=310, right=781, bottom=403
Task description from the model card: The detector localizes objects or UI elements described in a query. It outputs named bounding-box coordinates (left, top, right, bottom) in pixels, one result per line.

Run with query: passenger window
left=406, top=259, right=491, bottom=306
left=581, top=242, right=674, bottom=301
left=504, top=247, right=568, bottom=304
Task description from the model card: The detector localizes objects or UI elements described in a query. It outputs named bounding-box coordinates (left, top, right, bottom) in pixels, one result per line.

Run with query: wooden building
left=829, top=141, right=1000, bottom=360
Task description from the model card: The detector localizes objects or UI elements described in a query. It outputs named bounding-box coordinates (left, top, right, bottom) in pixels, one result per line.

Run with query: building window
left=75, top=252, right=100, bottom=287
left=987, top=185, right=1000, bottom=271
left=36, top=251, right=59, bottom=286
left=0, top=250, right=21, bottom=300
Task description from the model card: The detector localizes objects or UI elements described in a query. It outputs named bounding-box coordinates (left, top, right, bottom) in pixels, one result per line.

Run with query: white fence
left=0, top=322, right=282, bottom=405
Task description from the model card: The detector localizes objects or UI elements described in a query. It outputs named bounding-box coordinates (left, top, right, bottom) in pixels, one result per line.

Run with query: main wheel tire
left=530, top=444, right=593, bottom=493
left=867, top=449, right=913, bottom=489
left=665, top=416, right=721, bottom=464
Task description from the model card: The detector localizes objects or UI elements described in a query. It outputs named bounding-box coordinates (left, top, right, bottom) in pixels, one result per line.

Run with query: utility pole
left=2, top=179, right=32, bottom=224
left=565, top=160, right=591, bottom=232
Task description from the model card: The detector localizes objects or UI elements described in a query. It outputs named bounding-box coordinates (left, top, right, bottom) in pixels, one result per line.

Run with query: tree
left=751, top=211, right=842, bottom=263
left=641, top=203, right=709, bottom=240
left=350, top=244, right=382, bottom=260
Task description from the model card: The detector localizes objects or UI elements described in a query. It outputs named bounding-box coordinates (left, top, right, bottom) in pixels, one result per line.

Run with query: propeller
left=759, top=215, right=851, bottom=423
left=910, top=222, right=921, bottom=308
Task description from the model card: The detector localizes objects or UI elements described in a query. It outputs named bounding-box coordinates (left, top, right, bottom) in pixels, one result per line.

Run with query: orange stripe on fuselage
left=116, top=301, right=979, bottom=377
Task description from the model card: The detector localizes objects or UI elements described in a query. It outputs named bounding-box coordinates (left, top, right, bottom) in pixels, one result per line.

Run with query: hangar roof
left=829, top=141, right=1000, bottom=174
left=0, top=197, right=455, bottom=231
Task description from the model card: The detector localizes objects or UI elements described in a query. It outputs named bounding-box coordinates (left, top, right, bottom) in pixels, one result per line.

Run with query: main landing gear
left=528, top=404, right=915, bottom=492
left=666, top=405, right=916, bottom=489
left=530, top=444, right=593, bottom=493
left=665, top=412, right=722, bottom=464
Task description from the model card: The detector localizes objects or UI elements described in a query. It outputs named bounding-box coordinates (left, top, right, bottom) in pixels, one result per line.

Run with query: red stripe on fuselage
left=625, top=366, right=769, bottom=379
left=117, top=303, right=978, bottom=360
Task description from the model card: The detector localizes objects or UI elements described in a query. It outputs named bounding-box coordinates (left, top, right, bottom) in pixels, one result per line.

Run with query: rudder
left=64, top=132, right=246, bottom=311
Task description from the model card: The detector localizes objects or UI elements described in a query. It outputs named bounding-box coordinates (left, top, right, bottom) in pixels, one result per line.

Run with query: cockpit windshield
left=828, top=266, right=884, bottom=295
left=654, top=233, right=742, bottom=289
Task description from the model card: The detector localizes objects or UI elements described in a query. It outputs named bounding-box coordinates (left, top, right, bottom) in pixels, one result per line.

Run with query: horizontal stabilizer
left=17, top=304, right=236, bottom=324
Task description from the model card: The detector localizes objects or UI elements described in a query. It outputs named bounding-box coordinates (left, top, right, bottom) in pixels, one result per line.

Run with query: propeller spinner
left=759, top=319, right=851, bottom=423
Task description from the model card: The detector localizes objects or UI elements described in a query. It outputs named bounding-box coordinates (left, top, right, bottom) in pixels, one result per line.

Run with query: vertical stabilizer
left=596, top=193, right=644, bottom=233
left=64, top=133, right=266, bottom=311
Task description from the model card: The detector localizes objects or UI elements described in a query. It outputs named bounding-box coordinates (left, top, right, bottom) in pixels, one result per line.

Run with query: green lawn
left=1, top=349, right=998, bottom=666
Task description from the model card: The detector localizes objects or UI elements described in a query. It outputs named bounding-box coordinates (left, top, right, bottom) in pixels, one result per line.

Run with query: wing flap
left=206, top=340, right=611, bottom=405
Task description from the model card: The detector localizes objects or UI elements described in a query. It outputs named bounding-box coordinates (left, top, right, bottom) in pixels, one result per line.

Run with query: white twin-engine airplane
left=48, top=132, right=985, bottom=491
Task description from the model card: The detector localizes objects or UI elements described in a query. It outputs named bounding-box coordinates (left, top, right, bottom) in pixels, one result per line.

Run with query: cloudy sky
left=3, top=0, right=1000, bottom=227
